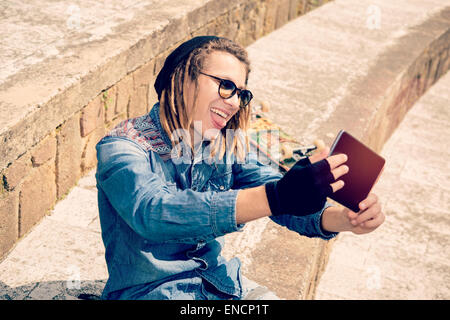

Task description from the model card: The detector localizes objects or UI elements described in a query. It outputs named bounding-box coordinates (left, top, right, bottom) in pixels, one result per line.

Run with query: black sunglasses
left=199, top=71, right=253, bottom=108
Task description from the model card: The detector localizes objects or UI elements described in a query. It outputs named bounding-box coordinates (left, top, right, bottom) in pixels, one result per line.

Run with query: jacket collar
left=149, top=102, right=173, bottom=149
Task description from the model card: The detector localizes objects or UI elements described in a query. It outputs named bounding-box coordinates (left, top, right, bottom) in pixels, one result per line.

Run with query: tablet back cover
left=329, top=130, right=385, bottom=212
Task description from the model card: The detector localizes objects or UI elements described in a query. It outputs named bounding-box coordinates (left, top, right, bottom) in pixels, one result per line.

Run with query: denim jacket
left=95, top=103, right=338, bottom=300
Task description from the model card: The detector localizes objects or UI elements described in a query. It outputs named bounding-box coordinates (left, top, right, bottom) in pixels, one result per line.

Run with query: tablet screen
left=328, top=130, right=385, bottom=212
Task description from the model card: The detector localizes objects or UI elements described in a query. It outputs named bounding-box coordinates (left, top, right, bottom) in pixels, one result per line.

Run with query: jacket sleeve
left=96, top=136, right=242, bottom=244
left=269, top=202, right=339, bottom=240
left=232, top=152, right=338, bottom=240
left=232, top=152, right=283, bottom=189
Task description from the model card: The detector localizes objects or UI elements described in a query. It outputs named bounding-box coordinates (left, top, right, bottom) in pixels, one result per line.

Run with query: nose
left=223, top=92, right=241, bottom=111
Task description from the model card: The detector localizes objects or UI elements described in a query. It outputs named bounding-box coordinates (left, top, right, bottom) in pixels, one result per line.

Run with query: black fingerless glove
left=265, top=157, right=335, bottom=216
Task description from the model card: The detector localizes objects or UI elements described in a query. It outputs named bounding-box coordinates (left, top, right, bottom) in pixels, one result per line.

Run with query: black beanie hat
left=154, top=36, right=219, bottom=100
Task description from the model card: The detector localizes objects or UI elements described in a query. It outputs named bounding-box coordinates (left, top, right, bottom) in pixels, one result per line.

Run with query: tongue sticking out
left=210, top=110, right=227, bottom=129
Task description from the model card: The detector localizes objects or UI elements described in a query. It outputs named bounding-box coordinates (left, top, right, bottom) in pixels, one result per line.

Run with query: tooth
left=212, top=108, right=227, bottom=118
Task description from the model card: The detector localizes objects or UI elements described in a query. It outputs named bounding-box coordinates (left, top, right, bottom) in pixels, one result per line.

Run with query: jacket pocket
left=206, top=170, right=233, bottom=192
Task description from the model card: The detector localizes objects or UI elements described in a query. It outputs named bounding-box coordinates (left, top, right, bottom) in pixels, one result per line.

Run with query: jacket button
left=219, top=185, right=225, bottom=191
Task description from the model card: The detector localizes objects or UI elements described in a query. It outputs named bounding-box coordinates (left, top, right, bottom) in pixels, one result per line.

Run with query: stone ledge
left=0, top=0, right=327, bottom=170
left=0, top=0, right=234, bottom=169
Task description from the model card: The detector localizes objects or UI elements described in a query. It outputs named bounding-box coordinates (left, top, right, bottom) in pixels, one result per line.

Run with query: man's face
left=185, top=51, right=247, bottom=141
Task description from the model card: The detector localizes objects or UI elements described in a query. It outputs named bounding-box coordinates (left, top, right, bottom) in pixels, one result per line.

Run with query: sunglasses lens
left=218, top=77, right=253, bottom=107
left=240, top=90, right=253, bottom=107
left=219, top=80, right=236, bottom=98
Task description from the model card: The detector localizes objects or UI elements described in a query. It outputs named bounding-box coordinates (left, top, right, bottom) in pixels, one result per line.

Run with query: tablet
left=328, top=130, right=385, bottom=212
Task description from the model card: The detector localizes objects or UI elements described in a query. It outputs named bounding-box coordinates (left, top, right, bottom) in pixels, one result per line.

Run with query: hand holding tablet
left=327, top=130, right=385, bottom=213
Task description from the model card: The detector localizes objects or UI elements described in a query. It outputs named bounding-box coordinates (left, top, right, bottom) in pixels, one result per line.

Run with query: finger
left=330, top=180, right=345, bottom=193
left=326, top=153, right=348, bottom=170
left=355, top=202, right=382, bottom=225
left=346, top=209, right=360, bottom=226
left=359, top=193, right=378, bottom=211
left=360, top=211, right=385, bottom=229
left=347, top=210, right=359, bottom=220
left=331, top=165, right=349, bottom=180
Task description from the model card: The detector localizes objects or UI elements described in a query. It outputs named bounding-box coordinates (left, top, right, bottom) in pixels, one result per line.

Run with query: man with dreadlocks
left=95, top=36, right=384, bottom=300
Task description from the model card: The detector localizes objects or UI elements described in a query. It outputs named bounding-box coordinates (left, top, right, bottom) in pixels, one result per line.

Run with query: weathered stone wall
left=1, top=0, right=449, bottom=301
left=364, top=29, right=450, bottom=152
left=0, top=0, right=333, bottom=262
